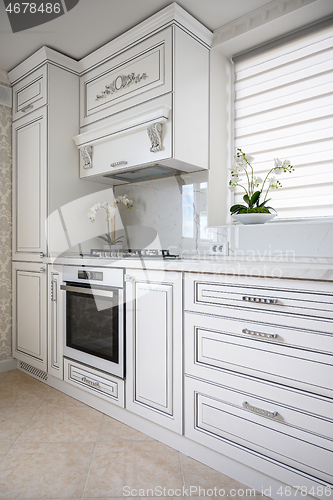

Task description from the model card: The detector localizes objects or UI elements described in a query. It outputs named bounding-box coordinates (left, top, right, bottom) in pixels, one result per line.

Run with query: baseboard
left=0, top=358, right=18, bottom=372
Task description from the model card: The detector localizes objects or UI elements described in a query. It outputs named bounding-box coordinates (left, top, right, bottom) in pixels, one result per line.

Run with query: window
left=233, top=24, right=333, bottom=219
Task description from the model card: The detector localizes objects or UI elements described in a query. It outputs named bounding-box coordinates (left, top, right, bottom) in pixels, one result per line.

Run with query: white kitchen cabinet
left=74, top=6, right=212, bottom=183
left=12, top=65, right=47, bottom=121
left=125, top=269, right=183, bottom=434
left=64, top=358, right=125, bottom=407
left=12, top=261, right=47, bottom=372
left=47, top=265, right=64, bottom=379
left=12, top=108, right=47, bottom=261
left=80, top=28, right=172, bottom=128
left=9, top=48, right=103, bottom=262
left=184, top=272, right=333, bottom=493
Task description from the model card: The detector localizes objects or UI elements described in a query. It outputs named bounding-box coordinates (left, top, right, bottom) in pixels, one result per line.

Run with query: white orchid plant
left=229, top=149, right=294, bottom=215
left=88, top=196, right=133, bottom=248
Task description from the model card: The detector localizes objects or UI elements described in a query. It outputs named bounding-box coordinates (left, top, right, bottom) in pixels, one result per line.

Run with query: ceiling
left=0, top=0, right=280, bottom=72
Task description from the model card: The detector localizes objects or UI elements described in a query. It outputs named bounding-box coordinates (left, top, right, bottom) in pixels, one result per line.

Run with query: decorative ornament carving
left=96, top=72, right=148, bottom=100
left=147, top=122, right=163, bottom=153
left=80, top=145, right=93, bottom=169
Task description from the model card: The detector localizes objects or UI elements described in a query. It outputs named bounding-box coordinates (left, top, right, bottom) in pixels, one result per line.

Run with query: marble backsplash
left=113, top=170, right=224, bottom=256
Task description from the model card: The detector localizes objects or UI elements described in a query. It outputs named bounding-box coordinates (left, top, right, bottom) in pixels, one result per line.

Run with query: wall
left=0, top=86, right=12, bottom=361
left=114, top=170, right=220, bottom=256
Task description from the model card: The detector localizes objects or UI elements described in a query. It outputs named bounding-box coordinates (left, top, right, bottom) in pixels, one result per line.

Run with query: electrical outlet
left=209, top=242, right=229, bottom=256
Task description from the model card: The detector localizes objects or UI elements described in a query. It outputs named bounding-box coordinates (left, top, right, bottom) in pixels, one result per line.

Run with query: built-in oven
left=60, top=266, right=124, bottom=379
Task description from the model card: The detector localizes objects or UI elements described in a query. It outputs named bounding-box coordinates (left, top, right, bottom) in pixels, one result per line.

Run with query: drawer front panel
left=185, top=274, right=333, bottom=328
left=13, top=66, right=47, bottom=121
left=185, top=313, right=333, bottom=398
left=64, top=358, right=124, bottom=407
left=185, top=377, right=333, bottom=485
left=80, top=28, right=172, bottom=127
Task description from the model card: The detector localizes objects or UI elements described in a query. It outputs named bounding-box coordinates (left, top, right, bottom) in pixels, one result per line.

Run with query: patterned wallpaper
left=0, top=103, right=12, bottom=361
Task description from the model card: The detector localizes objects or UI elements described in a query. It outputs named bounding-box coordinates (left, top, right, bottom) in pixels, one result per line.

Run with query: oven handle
left=60, top=284, right=113, bottom=298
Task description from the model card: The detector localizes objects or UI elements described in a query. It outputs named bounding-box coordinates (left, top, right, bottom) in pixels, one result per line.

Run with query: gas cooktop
left=89, top=249, right=179, bottom=259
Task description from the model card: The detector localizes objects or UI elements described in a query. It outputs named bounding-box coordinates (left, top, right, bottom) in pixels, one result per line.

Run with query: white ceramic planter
left=232, top=213, right=276, bottom=225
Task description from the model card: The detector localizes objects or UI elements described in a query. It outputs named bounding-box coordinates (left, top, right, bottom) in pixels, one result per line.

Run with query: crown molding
left=8, top=46, right=80, bottom=84
left=212, top=0, right=318, bottom=47
left=79, top=3, right=213, bottom=75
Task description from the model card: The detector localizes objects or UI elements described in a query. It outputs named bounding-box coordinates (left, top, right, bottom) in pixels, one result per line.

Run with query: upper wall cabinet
left=9, top=48, right=103, bottom=261
left=12, top=66, right=47, bottom=121
left=74, top=4, right=213, bottom=183
left=80, top=28, right=172, bottom=128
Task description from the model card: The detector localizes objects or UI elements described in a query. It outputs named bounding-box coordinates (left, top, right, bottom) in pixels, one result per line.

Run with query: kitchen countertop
left=46, top=255, right=333, bottom=282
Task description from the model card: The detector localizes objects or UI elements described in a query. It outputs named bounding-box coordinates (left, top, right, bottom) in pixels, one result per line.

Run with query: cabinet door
left=12, top=262, right=47, bottom=372
left=12, top=65, right=47, bottom=121
left=126, top=269, right=182, bottom=434
left=12, top=108, right=47, bottom=261
left=48, top=266, right=64, bottom=379
left=80, top=28, right=172, bottom=127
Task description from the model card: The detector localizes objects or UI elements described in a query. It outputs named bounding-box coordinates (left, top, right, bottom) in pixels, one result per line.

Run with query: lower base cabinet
left=184, top=375, right=333, bottom=486
left=12, top=261, right=47, bottom=372
left=125, top=269, right=183, bottom=434
left=64, top=358, right=125, bottom=407
left=47, top=265, right=64, bottom=379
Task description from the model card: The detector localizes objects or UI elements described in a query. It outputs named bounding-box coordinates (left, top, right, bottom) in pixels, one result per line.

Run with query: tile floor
left=0, top=369, right=269, bottom=500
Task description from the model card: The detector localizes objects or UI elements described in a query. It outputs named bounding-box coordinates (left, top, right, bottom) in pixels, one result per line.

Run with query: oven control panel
left=78, top=270, right=103, bottom=281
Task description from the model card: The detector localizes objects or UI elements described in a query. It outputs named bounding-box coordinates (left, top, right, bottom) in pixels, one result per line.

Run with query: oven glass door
left=64, top=282, right=119, bottom=364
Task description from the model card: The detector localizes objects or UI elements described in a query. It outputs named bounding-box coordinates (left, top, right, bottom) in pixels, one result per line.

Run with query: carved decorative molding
left=213, top=0, right=318, bottom=46
left=96, top=72, right=148, bottom=100
left=147, top=122, right=163, bottom=152
left=80, top=145, right=93, bottom=169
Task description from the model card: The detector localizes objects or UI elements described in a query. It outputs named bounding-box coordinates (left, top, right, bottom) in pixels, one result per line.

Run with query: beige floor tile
left=180, top=455, right=257, bottom=495
left=83, top=440, right=183, bottom=498
left=41, top=387, right=88, bottom=408
left=0, top=406, right=38, bottom=442
left=0, top=443, right=12, bottom=462
left=98, top=415, right=153, bottom=442
left=0, top=442, right=95, bottom=498
left=0, top=371, right=11, bottom=384
left=0, top=370, right=50, bottom=408
left=17, top=405, right=103, bottom=443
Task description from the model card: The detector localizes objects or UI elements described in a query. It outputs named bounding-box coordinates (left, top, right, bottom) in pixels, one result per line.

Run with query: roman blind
left=233, top=23, right=333, bottom=219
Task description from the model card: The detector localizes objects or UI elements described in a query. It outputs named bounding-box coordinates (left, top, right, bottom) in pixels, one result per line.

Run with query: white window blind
left=233, top=24, right=333, bottom=219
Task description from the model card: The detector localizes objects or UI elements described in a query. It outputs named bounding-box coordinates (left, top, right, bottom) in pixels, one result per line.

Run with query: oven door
left=61, top=281, right=124, bottom=378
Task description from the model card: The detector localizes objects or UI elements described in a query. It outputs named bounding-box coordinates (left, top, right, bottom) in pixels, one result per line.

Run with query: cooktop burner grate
left=90, top=248, right=179, bottom=259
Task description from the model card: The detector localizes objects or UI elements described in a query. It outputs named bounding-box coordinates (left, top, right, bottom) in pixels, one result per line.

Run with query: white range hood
left=72, top=4, right=212, bottom=185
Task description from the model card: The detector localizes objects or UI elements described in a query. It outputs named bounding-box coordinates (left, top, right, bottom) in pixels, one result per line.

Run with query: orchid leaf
left=243, top=194, right=250, bottom=206
left=250, top=191, right=261, bottom=206
left=230, top=204, right=247, bottom=214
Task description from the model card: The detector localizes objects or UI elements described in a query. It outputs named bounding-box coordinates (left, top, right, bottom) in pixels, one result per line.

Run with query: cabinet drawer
left=185, top=312, right=333, bottom=398
left=64, top=358, right=124, bottom=407
left=185, top=376, right=333, bottom=485
left=13, top=66, right=47, bottom=121
left=184, top=273, right=333, bottom=328
left=80, top=28, right=172, bottom=127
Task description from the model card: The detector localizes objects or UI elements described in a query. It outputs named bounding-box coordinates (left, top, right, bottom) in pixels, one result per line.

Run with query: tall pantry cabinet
left=9, top=48, right=101, bottom=372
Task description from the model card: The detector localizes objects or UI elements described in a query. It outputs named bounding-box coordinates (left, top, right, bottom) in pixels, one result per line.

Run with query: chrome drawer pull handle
left=242, top=328, right=277, bottom=339
left=242, top=295, right=277, bottom=304
left=21, top=104, right=34, bottom=112
left=110, top=160, right=128, bottom=168
left=243, top=401, right=278, bottom=419
left=82, top=376, right=100, bottom=388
